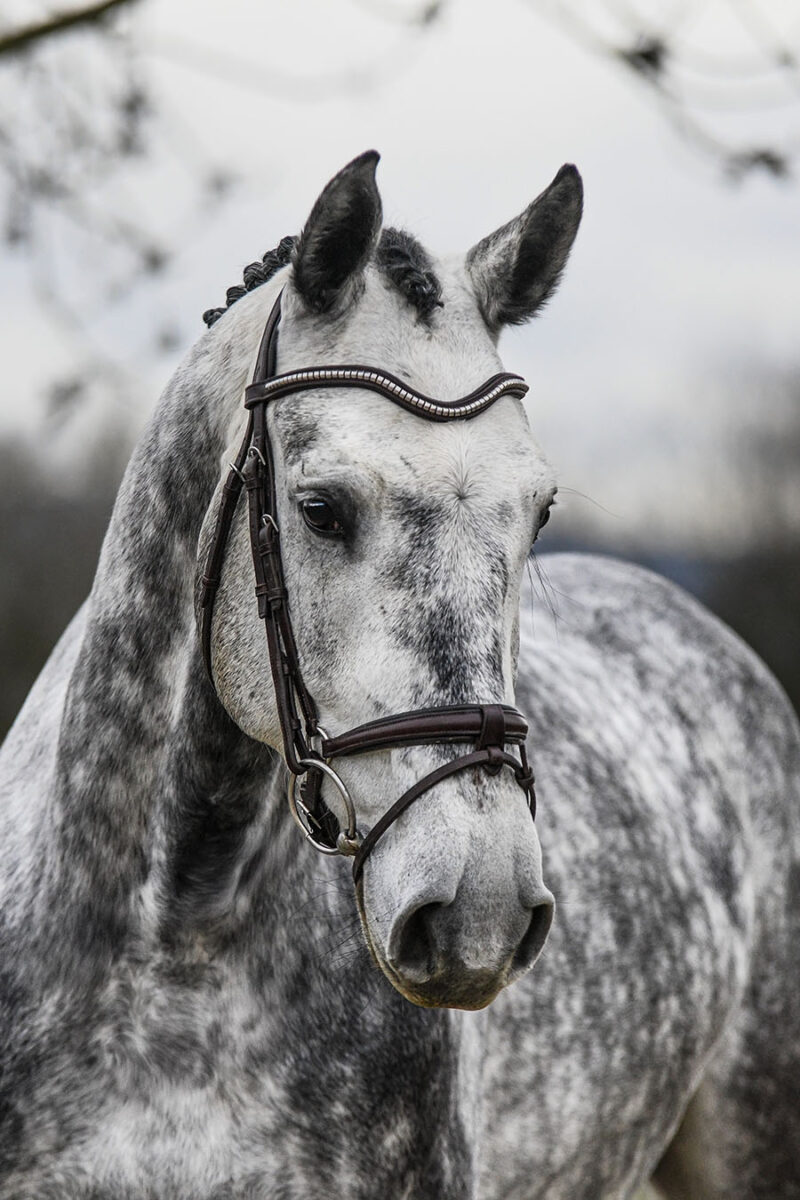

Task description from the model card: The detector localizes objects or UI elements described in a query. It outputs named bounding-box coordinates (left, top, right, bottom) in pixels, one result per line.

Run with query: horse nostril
left=390, top=901, right=443, bottom=982
left=511, top=899, right=554, bottom=976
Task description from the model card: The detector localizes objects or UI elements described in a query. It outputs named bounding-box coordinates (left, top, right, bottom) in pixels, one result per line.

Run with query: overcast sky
left=2, top=0, right=798, bottom=551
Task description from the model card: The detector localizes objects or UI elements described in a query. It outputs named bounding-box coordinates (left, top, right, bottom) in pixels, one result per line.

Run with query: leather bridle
left=199, top=288, right=537, bottom=883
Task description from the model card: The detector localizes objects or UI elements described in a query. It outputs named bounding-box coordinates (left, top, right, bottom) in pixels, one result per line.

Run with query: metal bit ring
left=288, top=758, right=360, bottom=857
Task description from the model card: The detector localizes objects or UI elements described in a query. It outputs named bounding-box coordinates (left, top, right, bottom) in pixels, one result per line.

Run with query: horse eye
left=301, top=498, right=345, bottom=537
left=533, top=499, right=555, bottom=542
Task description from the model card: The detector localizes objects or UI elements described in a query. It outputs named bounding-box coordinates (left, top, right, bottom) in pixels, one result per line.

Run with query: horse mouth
left=381, top=956, right=506, bottom=1010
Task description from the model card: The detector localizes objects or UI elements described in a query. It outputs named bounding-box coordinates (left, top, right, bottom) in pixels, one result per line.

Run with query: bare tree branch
left=0, top=0, right=139, bottom=60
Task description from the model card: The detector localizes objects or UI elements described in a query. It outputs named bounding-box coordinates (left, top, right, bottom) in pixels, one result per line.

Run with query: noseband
left=199, top=288, right=537, bottom=884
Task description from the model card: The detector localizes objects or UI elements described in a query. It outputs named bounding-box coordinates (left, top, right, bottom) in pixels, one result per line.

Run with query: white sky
left=1, top=0, right=799, bottom=551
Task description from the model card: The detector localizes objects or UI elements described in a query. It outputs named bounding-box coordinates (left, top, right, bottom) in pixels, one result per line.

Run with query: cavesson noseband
left=199, top=288, right=537, bottom=884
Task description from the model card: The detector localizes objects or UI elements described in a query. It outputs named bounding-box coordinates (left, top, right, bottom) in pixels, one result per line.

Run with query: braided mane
left=202, top=236, right=297, bottom=328
left=202, top=228, right=443, bottom=329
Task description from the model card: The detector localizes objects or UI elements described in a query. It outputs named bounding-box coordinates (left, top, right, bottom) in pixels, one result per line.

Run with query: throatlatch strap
left=199, top=412, right=253, bottom=678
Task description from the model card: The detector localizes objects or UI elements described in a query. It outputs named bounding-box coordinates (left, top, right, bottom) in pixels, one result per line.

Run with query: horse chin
left=381, top=959, right=505, bottom=1011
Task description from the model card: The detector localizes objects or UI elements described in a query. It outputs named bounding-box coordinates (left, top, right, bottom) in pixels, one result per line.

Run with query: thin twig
left=0, top=0, right=139, bottom=60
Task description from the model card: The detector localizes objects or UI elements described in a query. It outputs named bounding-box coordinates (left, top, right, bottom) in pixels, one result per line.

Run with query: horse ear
left=466, top=164, right=583, bottom=331
left=292, top=150, right=383, bottom=314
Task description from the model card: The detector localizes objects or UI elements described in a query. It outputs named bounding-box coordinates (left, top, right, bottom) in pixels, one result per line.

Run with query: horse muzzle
left=382, top=890, right=555, bottom=1010
left=357, top=777, right=554, bottom=1010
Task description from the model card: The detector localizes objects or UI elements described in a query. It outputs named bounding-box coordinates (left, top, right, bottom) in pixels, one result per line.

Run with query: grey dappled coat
left=1, top=154, right=799, bottom=1199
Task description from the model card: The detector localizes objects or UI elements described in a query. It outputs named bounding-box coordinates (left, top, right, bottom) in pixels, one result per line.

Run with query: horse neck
left=47, top=289, right=307, bottom=959
left=25, top=290, right=485, bottom=1181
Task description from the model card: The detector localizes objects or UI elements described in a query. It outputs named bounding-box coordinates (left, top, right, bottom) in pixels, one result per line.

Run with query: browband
left=245, top=367, right=528, bottom=422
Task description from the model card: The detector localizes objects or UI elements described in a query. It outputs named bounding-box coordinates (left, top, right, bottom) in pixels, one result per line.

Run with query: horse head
left=199, top=151, right=582, bottom=1010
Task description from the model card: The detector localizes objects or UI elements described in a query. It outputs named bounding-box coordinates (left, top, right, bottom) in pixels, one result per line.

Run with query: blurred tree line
left=0, top=433, right=126, bottom=735
left=548, top=365, right=800, bottom=721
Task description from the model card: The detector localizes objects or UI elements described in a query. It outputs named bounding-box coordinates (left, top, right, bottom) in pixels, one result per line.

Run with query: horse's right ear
left=466, top=164, right=583, bottom=332
left=292, top=151, right=383, bottom=314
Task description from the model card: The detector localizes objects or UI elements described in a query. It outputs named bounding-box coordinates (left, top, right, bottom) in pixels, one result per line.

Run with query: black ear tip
left=345, top=149, right=381, bottom=176
left=553, top=163, right=583, bottom=198
left=293, top=151, right=383, bottom=313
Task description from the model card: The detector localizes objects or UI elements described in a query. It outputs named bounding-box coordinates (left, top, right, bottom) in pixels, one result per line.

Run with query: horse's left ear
left=466, top=164, right=583, bottom=331
left=292, top=150, right=383, bottom=314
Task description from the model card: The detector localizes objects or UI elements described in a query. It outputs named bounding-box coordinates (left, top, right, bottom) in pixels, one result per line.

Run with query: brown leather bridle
left=199, top=288, right=537, bottom=883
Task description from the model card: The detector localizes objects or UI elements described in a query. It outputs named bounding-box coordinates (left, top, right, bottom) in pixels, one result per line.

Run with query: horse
left=1, top=150, right=798, bottom=1199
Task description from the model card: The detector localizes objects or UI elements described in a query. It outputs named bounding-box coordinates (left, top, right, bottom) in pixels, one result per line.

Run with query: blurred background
left=1, top=0, right=798, bottom=737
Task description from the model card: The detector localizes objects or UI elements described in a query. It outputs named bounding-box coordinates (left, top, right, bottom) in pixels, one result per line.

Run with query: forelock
left=375, top=228, right=443, bottom=323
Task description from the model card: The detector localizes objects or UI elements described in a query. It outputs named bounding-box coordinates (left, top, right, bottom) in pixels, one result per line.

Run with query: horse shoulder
left=518, top=551, right=799, bottom=928
left=521, top=550, right=799, bottom=805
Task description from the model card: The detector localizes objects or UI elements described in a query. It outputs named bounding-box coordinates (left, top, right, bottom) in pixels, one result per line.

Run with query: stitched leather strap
left=303, top=704, right=536, bottom=873
left=322, top=704, right=528, bottom=758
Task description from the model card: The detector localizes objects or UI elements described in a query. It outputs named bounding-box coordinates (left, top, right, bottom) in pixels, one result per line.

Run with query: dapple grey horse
left=1, top=152, right=798, bottom=1199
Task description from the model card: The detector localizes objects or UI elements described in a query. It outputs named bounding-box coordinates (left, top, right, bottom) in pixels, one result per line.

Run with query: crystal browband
left=244, top=367, right=529, bottom=422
